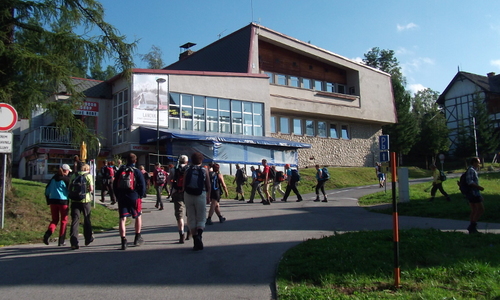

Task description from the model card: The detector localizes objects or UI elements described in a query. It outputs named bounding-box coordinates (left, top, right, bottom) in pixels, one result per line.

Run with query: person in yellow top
left=429, top=164, right=451, bottom=202
left=68, top=162, right=94, bottom=249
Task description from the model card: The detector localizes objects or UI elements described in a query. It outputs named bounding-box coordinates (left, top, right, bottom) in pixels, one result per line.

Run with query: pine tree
left=472, top=92, right=500, bottom=162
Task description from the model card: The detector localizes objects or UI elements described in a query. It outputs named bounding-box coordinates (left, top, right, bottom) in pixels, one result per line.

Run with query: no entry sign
left=0, top=103, right=18, bottom=131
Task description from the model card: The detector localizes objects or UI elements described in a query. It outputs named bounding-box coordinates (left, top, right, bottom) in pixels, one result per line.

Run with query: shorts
left=377, top=173, right=385, bottom=181
left=262, top=182, right=269, bottom=193
left=172, top=191, right=185, bottom=220
left=467, top=194, right=483, bottom=204
left=118, top=197, right=142, bottom=219
left=236, top=182, right=244, bottom=193
left=210, top=189, right=222, bottom=202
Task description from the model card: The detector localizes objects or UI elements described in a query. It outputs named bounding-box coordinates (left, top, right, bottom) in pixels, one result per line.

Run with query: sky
left=97, top=0, right=500, bottom=95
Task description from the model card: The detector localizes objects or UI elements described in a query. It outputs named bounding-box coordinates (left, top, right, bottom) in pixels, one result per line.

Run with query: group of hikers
left=43, top=154, right=486, bottom=252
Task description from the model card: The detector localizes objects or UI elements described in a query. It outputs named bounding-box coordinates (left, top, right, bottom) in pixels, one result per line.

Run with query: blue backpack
left=290, top=169, right=301, bottom=182
left=185, top=166, right=206, bottom=195
left=45, top=178, right=68, bottom=201
left=321, top=167, right=330, bottom=180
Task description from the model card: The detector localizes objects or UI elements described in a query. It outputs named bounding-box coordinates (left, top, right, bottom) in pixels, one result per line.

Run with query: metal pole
left=391, top=151, right=400, bottom=287
left=156, top=80, right=160, bottom=162
left=473, top=117, right=478, bottom=157
left=1, top=154, right=6, bottom=229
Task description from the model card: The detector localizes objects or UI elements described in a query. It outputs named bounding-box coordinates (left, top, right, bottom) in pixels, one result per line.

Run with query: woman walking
left=43, top=164, right=72, bottom=246
left=314, top=165, right=328, bottom=202
left=206, top=163, right=229, bottom=225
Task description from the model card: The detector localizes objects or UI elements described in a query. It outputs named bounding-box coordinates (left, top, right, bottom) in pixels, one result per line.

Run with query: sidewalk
left=1, top=182, right=499, bottom=300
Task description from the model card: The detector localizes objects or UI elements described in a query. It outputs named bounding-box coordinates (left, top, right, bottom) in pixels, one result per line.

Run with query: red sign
left=74, top=101, right=99, bottom=116
left=0, top=103, right=18, bottom=131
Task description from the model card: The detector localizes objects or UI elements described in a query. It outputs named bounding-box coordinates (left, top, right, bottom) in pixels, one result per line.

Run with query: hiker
left=233, top=164, right=246, bottom=201
left=43, top=164, right=72, bottom=246
left=68, top=162, right=94, bottom=250
left=206, top=163, right=229, bottom=225
left=100, top=160, right=116, bottom=204
left=271, top=165, right=286, bottom=202
left=375, top=162, right=385, bottom=188
left=247, top=166, right=264, bottom=203
left=183, top=152, right=211, bottom=251
left=429, top=164, right=451, bottom=202
left=152, top=162, right=168, bottom=210
left=463, top=157, right=485, bottom=234
left=314, top=164, right=328, bottom=202
left=167, top=155, right=191, bottom=243
left=113, top=153, right=146, bottom=250
left=260, top=159, right=273, bottom=205
left=281, top=164, right=303, bottom=202
left=139, top=165, right=151, bottom=193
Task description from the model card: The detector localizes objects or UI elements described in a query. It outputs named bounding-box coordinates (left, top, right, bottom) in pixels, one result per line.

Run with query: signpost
left=0, top=103, right=18, bottom=229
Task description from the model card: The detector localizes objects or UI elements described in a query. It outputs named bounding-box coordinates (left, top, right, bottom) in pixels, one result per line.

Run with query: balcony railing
left=24, top=126, right=73, bottom=147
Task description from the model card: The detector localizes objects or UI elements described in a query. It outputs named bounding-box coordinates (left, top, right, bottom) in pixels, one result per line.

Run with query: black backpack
left=156, top=170, right=166, bottom=184
left=185, top=166, right=206, bottom=195
left=290, top=169, right=301, bottom=182
left=269, top=167, right=276, bottom=181
left=68, top=174, right=87, bottom=201
left=210, top=171, right=219, bottom=191
left=458, top=170, right=471, bottom=195
left=173, top=165, right=188, bottom=189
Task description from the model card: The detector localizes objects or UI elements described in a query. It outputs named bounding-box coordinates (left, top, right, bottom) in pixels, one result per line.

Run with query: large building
left=437, top=71, right=500, bottom=151
left=15, top=23, right=396, bottom=181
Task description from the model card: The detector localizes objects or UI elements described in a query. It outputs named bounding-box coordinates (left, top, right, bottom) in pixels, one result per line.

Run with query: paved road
left=1, top=180, right=499, bottom=300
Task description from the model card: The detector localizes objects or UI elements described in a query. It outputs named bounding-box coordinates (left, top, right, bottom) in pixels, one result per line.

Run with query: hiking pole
left=423, top=183, right=433, bottom=192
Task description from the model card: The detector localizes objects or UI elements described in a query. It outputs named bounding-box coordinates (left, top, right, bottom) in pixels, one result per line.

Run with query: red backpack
left=116, top=167, right=136, bottom=191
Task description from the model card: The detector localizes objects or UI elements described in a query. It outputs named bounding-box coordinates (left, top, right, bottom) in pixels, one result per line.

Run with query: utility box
left=398, top=167, right=410, bottom=203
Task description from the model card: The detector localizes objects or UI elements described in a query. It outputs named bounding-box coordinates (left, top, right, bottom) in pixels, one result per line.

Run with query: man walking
left=100, top=160, right=116, bottom=205
left=233, top=164, right=246, bottom=201
left=247, top=166, right=264, bottom=203
left=152, top=162, right=167, bottom=210
left=113, top=153, right=146, bottom=250
left=429, top=164, right=451, bottom=202
left=281, top=164, right=303, bottom=202
left=168, top=155, right=191, bottom=243
left=463, top=157, right=485, bottom=234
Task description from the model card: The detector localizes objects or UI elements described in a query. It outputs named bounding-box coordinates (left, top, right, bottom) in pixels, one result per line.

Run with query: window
left=219, top=98, right=230, bottom=133
left=313, top=80, right=323, bottom=91
left=169, top=93, right=181, bottom=129
left=193, top=95, right=205, bottom=132
left=326, top=82, right=335, bottom=93
left=341, top=125, right=350, bottom=139
left=280, top=117, right=290, bottom=134
left=317, top=121, right=327, bottom=137
left=289, top=76, right=300, bottom=87
left=252, top=103, right=263, bottom=136
left=181, top=94, right=193, bottom=130
left=206, top=97, right=218, bottom=132
left=277, top=74, right=287, bottom=85
left=264, top=71, right=274, bottom=84
left=270, top=116, right=276, bottom=133
left=330, top=124, right=338, bottom=139
left=293, top=119, right=302, bottom=135
left=305, top=120, right=314, bottom=136
left=112, top=89, right=129, bottom=145
left=232, top=101, right=242, bottom=135
left=302, top=78, right=312, bottom=89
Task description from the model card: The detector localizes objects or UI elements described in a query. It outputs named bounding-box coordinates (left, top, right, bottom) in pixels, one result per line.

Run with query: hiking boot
left=314, top=197, right=320, bottom=202
left=281, top=199, right=287, bottom=202
left=322, top=199, right=328, bottom=202
left=121, top=237, right=128, bottom=250
left=43, top=230, right=51, bottom=245
left=85, top=236, right=94, bottom=246
left=71, top=244, right=79, bottom=250
left=247, top=200, right=254, bottom=203
left=134, top=234, right=144, bottom=246
left=239, top=197, right=245, bottom=201
left=467, top=223, right=479, bottom=234
left=296, top=199, right=303, bottom=202
left=179, top=232, right=185, bottom=244
left=263, top=200, right=271, bottom=205
left=58, top=235, right=66, bottom=247
left=219, top=216, right=226, bottom=223
left=110, top=201, right=116, bottom=205
left=206, top=217, right=213, bottom=225
left=234, top=196, right=239, bottom=200
left=185, top=231, right=191, bottom=241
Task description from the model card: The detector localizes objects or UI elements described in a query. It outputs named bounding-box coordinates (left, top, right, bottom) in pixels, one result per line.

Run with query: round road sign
left=0, top=103, right=18, bottom=131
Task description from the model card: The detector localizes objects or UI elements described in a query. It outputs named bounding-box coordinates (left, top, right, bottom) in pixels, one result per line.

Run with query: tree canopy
left=0, top=0, right=136, bottom=143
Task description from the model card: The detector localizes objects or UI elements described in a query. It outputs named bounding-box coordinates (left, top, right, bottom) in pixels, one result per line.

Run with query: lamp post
left=156, top=78, right=166, bottom=163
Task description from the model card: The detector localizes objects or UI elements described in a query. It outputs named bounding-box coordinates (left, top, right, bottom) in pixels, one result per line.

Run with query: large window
left=317, top=121, right=327, bottom=137
left=293, top=119, right=302, bottom=135
left=112, top=89, right=129, bottom=145
left=280, top=117, right=290, bottom=134
left=264, top=71, right=351, bottom=95
left=341, top=125, right=350, bottom=139
left=270, top=116, right=276, bottom=133
left=305, top=120, right=314, bottom=136
left=168, top=93, right=264, bottom=136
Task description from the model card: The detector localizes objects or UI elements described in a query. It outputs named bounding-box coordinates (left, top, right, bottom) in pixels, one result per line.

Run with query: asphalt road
left=1, top=179, right=499, bottom=300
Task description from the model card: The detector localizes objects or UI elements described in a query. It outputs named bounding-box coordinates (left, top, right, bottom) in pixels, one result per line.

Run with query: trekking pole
left=423, top=183, right=433, bottom=192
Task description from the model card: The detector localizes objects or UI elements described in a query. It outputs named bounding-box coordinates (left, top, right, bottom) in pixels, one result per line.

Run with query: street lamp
left=156, top=77, right=166, bottom=163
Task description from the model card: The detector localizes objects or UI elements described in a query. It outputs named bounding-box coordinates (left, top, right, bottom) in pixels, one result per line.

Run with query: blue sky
left=98, top=0, right=500, bottom=95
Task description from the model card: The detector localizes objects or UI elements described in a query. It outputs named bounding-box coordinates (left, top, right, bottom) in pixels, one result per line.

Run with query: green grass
left=276, top=229, right=500, bottom=299
left=0, top=178, right=118, bottom=246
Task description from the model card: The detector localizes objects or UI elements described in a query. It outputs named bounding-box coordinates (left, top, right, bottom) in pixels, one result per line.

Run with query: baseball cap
left=285, top=164, right=290, bottom=168
left=62, top=164, right=72, bottom=172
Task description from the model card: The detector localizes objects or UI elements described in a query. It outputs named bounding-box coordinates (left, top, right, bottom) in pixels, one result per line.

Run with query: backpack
left=458, top=170, right=471, bottom=195
left=276, top=171, right=286, bottom=182
left=116, top=167, right=136, bottom=191
left=173, top=165, right=188, bottom=189
left=102, top=166, right=113, bottom=179
left=255, top=169, right=263, bottom=181
left=241, top=169, right=248, bottom=182
left=185, top=166, right=206, bottom=195
left=321, top=167, right=330, bottom=180
left=211, top=171, right=219, bottom=191
left=439, top=170, right=447, bottom=182
left=156, top=170, right=166, bottom=185
left=269, top=167, right=276, bottom=181
left=68, top=174, right=87, bottom=201
left=290, top=169, right=300, bottom=182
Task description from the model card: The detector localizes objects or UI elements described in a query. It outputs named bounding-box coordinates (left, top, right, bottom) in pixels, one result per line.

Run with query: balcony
left=23, top=126, right=73, bottom=148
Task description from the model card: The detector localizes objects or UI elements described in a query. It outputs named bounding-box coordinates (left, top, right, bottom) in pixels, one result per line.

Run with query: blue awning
left=139, top=126, right=311, bottom=148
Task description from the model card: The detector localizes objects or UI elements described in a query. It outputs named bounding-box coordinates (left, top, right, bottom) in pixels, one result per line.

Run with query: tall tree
left=453, top=120, right=476, bottom=168
left=140, top=45, right=164, bottom=69
left=90, top=64, right=117, bottom=81
left=0, top=0, right=136, bottom=192
left=471, top=92, right=500, bottom=163
left=410, top=88, right=449, bottom=168
left=363, top=47, right=418, bottom=165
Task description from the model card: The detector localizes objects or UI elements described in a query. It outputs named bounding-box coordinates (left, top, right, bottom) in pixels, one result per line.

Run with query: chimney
left=487, top=72, right=496, bottom=78
left=179, top=42, right=196, bottom=61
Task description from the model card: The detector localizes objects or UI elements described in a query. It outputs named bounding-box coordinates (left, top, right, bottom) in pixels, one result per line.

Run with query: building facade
left=15, top=23, right=396, bottom=181
left=437, top=71, right=500, bottom=151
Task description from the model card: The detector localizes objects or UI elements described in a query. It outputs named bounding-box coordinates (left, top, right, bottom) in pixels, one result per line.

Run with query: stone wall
left=272, top=123, right=382, bottom=168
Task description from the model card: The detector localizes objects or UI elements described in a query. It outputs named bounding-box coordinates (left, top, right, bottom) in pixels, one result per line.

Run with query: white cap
left=62, top=164, right=72, bottom=172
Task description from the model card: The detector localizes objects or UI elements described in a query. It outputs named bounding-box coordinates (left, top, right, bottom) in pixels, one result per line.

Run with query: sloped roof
left=437, top=71, right=500, bottom=104
left=58, top=77, right=112, bottom=99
